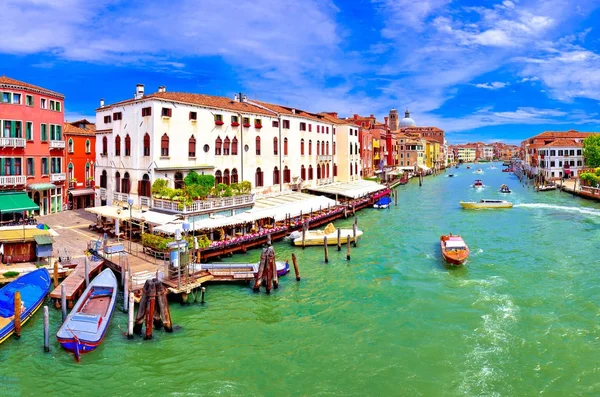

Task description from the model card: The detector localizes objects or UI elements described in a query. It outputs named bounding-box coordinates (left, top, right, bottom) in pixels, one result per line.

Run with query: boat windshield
left=480, top=199, right=503, bottom=203
left=446, top=240, right=466, bottom=249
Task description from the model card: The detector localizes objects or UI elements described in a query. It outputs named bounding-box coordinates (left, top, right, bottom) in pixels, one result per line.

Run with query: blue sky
left=2, top=0, right=600, bottom=144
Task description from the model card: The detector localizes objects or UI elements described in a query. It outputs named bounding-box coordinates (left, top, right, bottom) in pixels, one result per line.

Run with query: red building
left=64, top=120, right=96, bottom=209
left=0, top=76, right=66, bottom=216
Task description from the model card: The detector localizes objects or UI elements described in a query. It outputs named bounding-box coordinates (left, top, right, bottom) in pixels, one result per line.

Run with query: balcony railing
left=0, top=175, right=26, bottom=185
left=317, top=178, right=333, bottom=186
left=152, top=194, right=255, bottom=214
left=112, top=192, right=130, bottom=203
left=50, top=173, right=66, bottom=182
left=140, top=196, right=151, bottom=207
left=100, top=188, right=107, bottom=199
left=49, top=140, right=65, bottom=149
left=317, top=155, right=332, bottom=161
left=0, top=137, right=26, bottom=148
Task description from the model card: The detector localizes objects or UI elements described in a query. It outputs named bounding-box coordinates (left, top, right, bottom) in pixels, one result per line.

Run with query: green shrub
left=2, top=271, right=20, bottom=278
left=580, top=172, right=599, bottom=186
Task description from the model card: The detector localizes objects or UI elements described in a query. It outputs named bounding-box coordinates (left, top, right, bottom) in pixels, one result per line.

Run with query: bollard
left=346, top=234, right=351, bottom=260
left=337, top=228, right=341, bottom=251
left=43, top=306, right=50, bottom=352
left=61, top=284, right=67, bottom=323
left=84, top=257, right=89, bottom=288
left=200, top=287, right=206, bottom=304
left=291, top=253, right=301, bottom=281
left=353, top=223, right=358, bottom=248
left=323, top=237, right=329, bottom=263
left=123, top=271, right=129, bottom=313
left=53, top=260, right=59, bottom=289
left=127, top=292, right=134, bottom=339
left=14, top=291, right=22, bottom=339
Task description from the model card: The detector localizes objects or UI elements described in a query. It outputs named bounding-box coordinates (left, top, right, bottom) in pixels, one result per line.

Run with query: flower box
left=231, top=122, right=240, bottom=127
left=243, top=123, right=251, bottom=128
left=215, top=120, right=224, bottom=126
left=255, top=124, right=263, bottom=129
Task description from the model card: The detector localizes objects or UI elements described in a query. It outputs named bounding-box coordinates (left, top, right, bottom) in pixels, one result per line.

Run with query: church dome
left=400, top=109, right=416, bottom=127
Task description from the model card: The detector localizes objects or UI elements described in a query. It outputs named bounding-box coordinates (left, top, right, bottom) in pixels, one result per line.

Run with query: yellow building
left=425, top=140, right=440, bottom=169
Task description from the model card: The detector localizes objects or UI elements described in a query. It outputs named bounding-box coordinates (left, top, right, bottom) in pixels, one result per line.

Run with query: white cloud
left=474, top=81, right=510, bottom=90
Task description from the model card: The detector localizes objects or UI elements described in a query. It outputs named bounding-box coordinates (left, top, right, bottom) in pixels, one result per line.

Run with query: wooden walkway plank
left=49, top=258, right=103, bottom=300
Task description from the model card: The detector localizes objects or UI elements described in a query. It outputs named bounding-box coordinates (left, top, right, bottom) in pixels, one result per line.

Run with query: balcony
left=112, top=192, right=130, bottom=203
left=50, top=173, right=66, bottom=182
left=317, top=178, right=333, bottom=186
left=100, top=188, right=107, bottom=199
left=152, top=194, right=255, bottom=214
left=317, top=155, right=332, bottom=161
left=49, top=140, right=65, bottom=149
left=0, top=137, right=26, bottom=148
left=0, top=175, right=26, bottom=185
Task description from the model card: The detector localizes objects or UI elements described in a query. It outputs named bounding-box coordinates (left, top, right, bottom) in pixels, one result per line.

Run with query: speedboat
left=290, top=223, right=362, bottom=246
left=537, top=185, right=557, bottom=192
left=440, top=234, right=470, bottom=266
left=459, top=199, right=513, bottom=209
left=466, top=165, right=472, bottom=169
left=499, top=184, right=511, bottom=193
left=489, top=165, right=497, bottom=170
left=475, top=168, right=483, bottom=174
left=373, top=196, right=392, bottom=209
left=448, top=174, right=455, bottom=178
left=472, top=179, right=484, bottom=188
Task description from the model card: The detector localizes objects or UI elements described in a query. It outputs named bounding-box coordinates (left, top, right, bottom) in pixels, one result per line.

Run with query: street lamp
left=127, top=197, right=134, bottom=253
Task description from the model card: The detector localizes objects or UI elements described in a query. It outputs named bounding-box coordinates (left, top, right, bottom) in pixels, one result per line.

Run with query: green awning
left=27, top=183, right=56, bottom=191
left=0, top=191, right=40, bottom=213
left=34, top=235, right=54, bottom=245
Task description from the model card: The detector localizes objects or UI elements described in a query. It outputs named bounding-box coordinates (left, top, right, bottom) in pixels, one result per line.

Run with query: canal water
left=1, top=163, right=599, bottom=396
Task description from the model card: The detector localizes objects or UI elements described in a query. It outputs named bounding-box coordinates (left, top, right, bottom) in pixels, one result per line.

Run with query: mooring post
left=353, top=223, right=358, bottom=248
left=291, top=253, right=300, bottom=281
left=127, top=292, right=134, bottom=339
left=200, top=287, right=206, bottom=304
left=337, top=228, right=341, bottom=251
left=270, top=248, right=279, bottom=289
left=13, top=291, right=22, bottom=339
left=346, top=234, right=351, bottom=260
left=84, top=257, right=89, bottom=288
left=145, top=281, right=156, bottom=340
left=302, top=225, right=306, bottom=249
left=323, top=237, right=329, bottom=263
left=43, top=306, right=50, bottom=352
left=53, top=259, right=59, bottom=289
left=60, top=284, right=67, bottom=323
left=267, top=232, right=272, bottom=246
left=123, top=271, right=129, bottom=313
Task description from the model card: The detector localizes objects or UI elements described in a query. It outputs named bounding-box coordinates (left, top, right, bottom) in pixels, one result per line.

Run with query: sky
left=1, top=0, right=600, bottom=145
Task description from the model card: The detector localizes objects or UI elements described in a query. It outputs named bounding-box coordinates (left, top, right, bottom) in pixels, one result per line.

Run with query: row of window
left=0, top=120, right=62, bottom=141
left=67, top=138, right=92, bottom=154
left=1, top=92, right=61, bottom=111
left=539, top=149, right=582, bottom=156
left=544, top=160, right=582, bottom=167
left=0, top=157, right=62, bottom=176
left=253, top=164, right=340, bottom=187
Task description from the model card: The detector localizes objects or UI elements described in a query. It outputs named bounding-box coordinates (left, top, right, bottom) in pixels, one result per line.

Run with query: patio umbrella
left=36, top=224, right=50, bottom=230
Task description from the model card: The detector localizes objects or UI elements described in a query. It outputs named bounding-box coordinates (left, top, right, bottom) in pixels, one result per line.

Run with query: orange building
left=64, top=120, right=96, bottom=209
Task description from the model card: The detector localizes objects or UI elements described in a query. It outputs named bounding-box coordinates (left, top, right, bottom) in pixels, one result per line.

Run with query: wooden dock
left=49, top=258, right=104, bottom=308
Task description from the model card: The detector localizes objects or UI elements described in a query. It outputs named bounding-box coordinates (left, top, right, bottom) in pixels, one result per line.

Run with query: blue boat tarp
left=374, top=197, right=392, bottom=207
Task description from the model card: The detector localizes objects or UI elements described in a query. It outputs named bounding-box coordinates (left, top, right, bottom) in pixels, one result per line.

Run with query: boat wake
left=515, top=203, right=600, bottom=217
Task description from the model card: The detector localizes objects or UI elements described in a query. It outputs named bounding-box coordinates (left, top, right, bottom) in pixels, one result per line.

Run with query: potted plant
left=69, top=178, right=77, bottom=188
left=254, top=121, right=263, bottom=129
left=215, top=120, right=224, bottom=126
left=87, top=176, right=95, bottom=187
left=231, top=121, right=240, bottom=127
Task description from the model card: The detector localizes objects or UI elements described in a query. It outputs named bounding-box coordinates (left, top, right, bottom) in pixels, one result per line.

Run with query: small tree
left=240, top=181, right=252, bottom=194
left=583, top=134, right=600, bottom=168
left=151, top=178, right=168, bottom=195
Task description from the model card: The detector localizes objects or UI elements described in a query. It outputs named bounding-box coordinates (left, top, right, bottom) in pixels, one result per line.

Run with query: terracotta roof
left=63, top=122, right=96, bottom=136
left=0, top=76, right=64, bottom=98
left=542, top=139, right=583, bottom=148
left=533, top=130, right=593, bottom=139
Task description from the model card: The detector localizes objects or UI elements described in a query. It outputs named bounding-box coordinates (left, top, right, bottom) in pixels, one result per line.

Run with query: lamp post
left=127, top=197, right=134, bottom=253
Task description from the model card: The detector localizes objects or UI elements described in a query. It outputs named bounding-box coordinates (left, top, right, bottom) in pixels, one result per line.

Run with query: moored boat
left=499, top=184, right=511, bottom=193
left=0, top=269, right=51, bottom=345
left=460, top=199, right=513, bottom=209
left=448, top=174, right=455, bottom=178
left=472, top=179, right=484, bottom=188
left=197, top=261, right=290, bottom=277
left=373, top=196, right=392, bottom=209
left=440, top=234, right=470, bottom=266
left=57, top=268, right=117, bottom=360
left=290, top=223, right=362, bottom=246
left=537, top=185, right=557, bottom=192
left=475, top=168, right=483, bottom=174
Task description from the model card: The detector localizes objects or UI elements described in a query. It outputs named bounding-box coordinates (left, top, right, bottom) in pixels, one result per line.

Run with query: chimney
left=234, top=94, right=239, bottom=102
left=158, top=85, right=166, bottom=93
left=242, top=94, right=247, bottom=103
left=291, top=109, right=296, bottom=114
left=384, top=116, right=388, bottom=125
left=135, top=84, right=145, bottom=99
left=100, top=98, right=105, bottom=107
left=353, top=114, right=358, bottom=119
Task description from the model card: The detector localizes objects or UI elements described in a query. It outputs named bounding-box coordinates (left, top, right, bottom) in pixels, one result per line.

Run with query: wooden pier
left=49, top=258, right=104, bottom=308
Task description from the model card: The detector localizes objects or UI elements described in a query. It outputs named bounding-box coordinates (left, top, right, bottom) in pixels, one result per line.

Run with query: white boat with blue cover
left=373, top=196, right=392, bottom=209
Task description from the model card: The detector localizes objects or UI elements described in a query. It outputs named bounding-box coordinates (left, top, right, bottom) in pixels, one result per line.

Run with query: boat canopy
left=445, top=240, right=466, bottom=249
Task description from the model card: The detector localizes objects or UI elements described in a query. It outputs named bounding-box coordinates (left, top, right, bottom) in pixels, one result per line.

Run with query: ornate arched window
left=215, top=136, right=222, bottom=155
left=255, top=167, right=264, bottom=187
left=189, top=135, right=196, bottom=157
left=125, top=134, right=131, bottom=156
left=273, top=166, right=280, bottom=185
left=256, top=136, right=261, bottom=155
left=85, top=139, right=90, bottom=153
left=115, top=135, right=121, bottom=156
left=215, top=170, right=223, bottom=185
left=122, top=172, right=131, bottom=194
left=115, top=171, right=121, bottom=193
left=301, top=165, right=306, bottom=180
left=300, top=139, right=305, bottom=155
left=68, top=138, right=74, bottom=153
left=161, top=133, right=169, bottom=156
left=231, top=137, right=238, bottom=155
left=231, top=168, right=238, bottom=184
left=284, top=138, right=288, bottom=156
left=224, top=137, right=230, bottom=155
left=223, top=169, right=230, bottom=185
left=143, top=133, right=150, bottom=156
left=308, top=165, right=313, bottom=180
left=283, top=166, right=290, bottom=183
left=317, top=140, right=320, bottom=155
left=102, top=137, right=107, bottom=155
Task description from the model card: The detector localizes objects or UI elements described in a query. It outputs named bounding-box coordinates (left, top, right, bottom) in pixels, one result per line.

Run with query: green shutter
left=9, top=158, right=14, bottom=175
left=26, top=122, right=32, bottom=140
left=57, top=125, right=62, bottom=140
left=0, top=158, right=4, bottom=176
left=11, top=121, right=15, bottom=138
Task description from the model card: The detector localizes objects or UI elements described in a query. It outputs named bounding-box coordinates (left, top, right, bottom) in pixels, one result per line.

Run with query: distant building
left=64, top=119, right=96, bottom=209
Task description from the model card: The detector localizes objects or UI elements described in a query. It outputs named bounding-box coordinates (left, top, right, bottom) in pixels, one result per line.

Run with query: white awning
left=399, top=166, right=415, bottom=171
left=69, top=188, right=95, bottom=197
left=85, top=206, right=180, bottom=226
left=307, top=180, right=386, bottom=199
left=417, top=164, right=431, bottom=171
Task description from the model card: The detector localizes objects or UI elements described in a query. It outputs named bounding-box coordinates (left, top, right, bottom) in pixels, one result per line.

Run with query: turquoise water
left=1, top=163, right=599, bottom=396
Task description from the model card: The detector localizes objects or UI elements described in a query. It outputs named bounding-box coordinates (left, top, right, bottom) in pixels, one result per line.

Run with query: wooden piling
left=84, top=257, right=89, bottom=288
left=134, top=281, right=150, bottom=335
left=253, top=248, right=268, bottom=291
left=123, top=270, right=129, bottom=313
left=53, top=260, right=59, bottom=289
left=270, top=247, right=278, bottom=289
left=13, top=291, right=21, bottom=339
left=337, top=228, right=341, bottom=251
left=394, top=190, right=398, bottom=205
left=346, top=234, right=351, bottom=260
left=144, top=280, right=156, bottom=340
left=353, top=223, right=358, bottom=247
left=153, top=286, right=163, bottom=330
left=43, top=306, right=50, bottom=352
left=267, top=232, right=272, bottom=246
left=323, top=237, right=329, bottom=263
left=200, top=287, right=206, bottom=304
left=302, top=225, right=306, bottom=249
left=291, top=253, right=300, bottom=281
left=127, top=292, right=134, bottom=339
left=60, top=284, right=67, bottom=323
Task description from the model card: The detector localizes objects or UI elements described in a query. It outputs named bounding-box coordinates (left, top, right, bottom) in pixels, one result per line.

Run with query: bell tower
left=389, top=108, right=399, bottom=131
